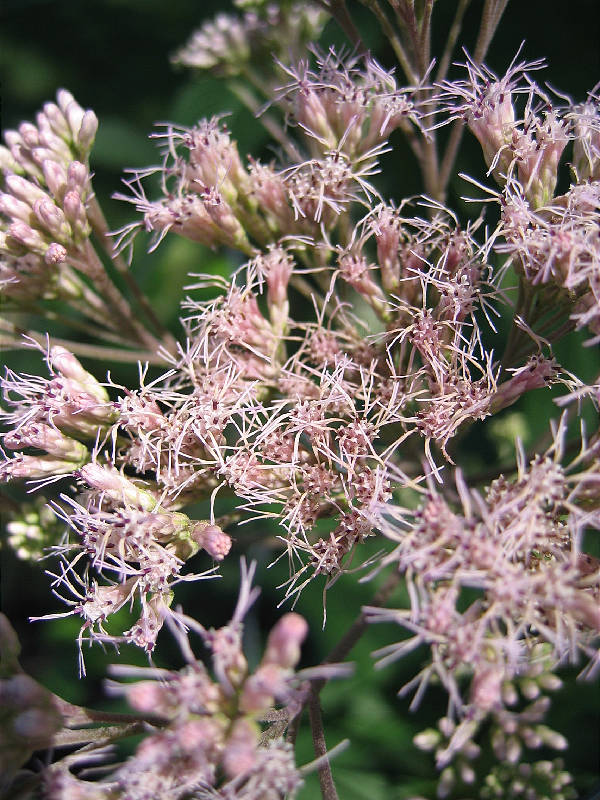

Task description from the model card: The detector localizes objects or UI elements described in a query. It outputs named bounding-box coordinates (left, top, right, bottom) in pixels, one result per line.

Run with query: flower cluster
left=366, top=421, right=599, bottom=791
left=43, top=562, right=311, bottom=800
left=1, top=3, right=599, bottom=799
left=0, top=90, right=97, bottom=302
left=173, top=0, right=326, bottom=78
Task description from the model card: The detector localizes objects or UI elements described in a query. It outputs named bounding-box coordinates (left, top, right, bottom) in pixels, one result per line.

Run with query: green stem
left=308, top=686, right=339, bottom=800
left=87, top=197, right=178, bottom=353
left=438, top=0, right=510, bottom=200
left=360, top=0, right=418, bottom=83
left=73, top=241, right=159, bottom=349
left=316, top=0, right=367, bottom=54
left=0, top=326, right=164, bottom=365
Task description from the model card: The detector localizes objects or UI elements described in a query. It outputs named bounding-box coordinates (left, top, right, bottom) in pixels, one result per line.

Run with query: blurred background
left=1, top=1, right=599, bottom=797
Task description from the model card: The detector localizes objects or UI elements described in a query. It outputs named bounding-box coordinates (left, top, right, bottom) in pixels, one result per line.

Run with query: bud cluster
left=173, top=1, right=326, bottom=78
left=1, top=91, right=97, bottom=302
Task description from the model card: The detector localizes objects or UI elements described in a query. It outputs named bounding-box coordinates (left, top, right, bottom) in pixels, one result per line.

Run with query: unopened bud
left=501, top=680, right=519, bottom=706
left=191, top=522, right=232, bottom=561
left=5, top=174, right=48, bottom=207
left=413, top=728, right=442, bottom=751
left=58, top=93, right=85, bottom=141
left=222, top=718, right=258, bottom=779
left=536, top=725, right=568, bottom=750
left=537, top=672, right=563, bottom=692
left=77, top=111, right=98, bottom=154
left=67, top=161, right=89, bottom=192
left=41, top=102, right=71, bottom=140
left=519, top=677, right=541, bottom=700
left=0, top=144, right=23, bottom=173
left=42, top=159, right=68, bottom=200
left=0, top=454, right=78, bottom=481
left=49, top=346, right=108, bottom=402
left=263, top=612, right=308, bottom=669
left=7, top=221, right=47, bottom=253
left=62, top=190, right=88, bottom=234
left=18, top=122, right=40, bottom=148
left=78, top=463, right=156, bottom=511
left=239, top=663, right=283, bottom=713
left=45, top=242, right=68, bottom=265
left=3, top=423, right=88, bottom=462
left=0, top=193, right=34, bottom=223
left=33, top=198, right=71, bottom=242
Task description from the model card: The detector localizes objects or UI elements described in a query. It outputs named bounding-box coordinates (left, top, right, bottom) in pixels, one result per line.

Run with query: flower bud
left=57, top=90, right=85, bottom=140
left=0, top=454, right=79, bottom=481
left=413, top=728, right=442, bottom=751
left=3, top=422, right=88, bottom=462
left=5, top=174, right=48, bottom=207
left=239, top=663, right=283, bottom=713
left=77, top=111, right=98, bottom=154
left=505, top=735, right=522, bottom=764
left=18, top=122, right=40, bottom=148
left=262, top=612, right=308, bottom=669
left=6, top=221, right=47, bottom=254
left=50, top=346, right=109, bottom=402
left=78, top=463, right=156, bottom=511
left=42, top=159, right=68, bottom=199
left=0, top=144, right=23, bottom=173
left=537, top=672, right=563, bottom=692
left=0, top=192, right=34, bottom=223
left=45, top=242, right=68, bottom=264
left=33, top=198, right=72, bottom=242
left=536, top=725, right=568, bottom=750
left=222, top=718, right=258, bottom=779
left=41, top=102, right=71, bottom=140
left=62, top=190, right=88, bottom=237
left=67, top=161, right=89, bottom=192
left=191, top=522, right=232, bottom=561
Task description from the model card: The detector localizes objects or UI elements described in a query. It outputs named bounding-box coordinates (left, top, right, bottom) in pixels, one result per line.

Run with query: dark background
left=1, top=1, right=599, bottom=797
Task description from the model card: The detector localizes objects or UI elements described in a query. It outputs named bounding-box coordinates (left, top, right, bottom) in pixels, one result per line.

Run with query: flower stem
left=87, top=196, right=178, bottom=353
left=308, top=685, right=339, bottom=800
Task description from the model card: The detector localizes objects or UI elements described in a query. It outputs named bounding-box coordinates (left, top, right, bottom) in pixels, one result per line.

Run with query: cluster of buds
left=0, top=90, right=97, bottom=301
left=43, top=562, right=309, bottom=800
left=480, top=759, right=576, bottom=800
left=117, top=45, right=434, bottom=261
left=441, top=57, right=600, bottom=346
left=173, top=0, right=325, bottom=78
left=497, top=178, right=600, bottom=340
left=569, top=88, right=600, bottom=181
left=116, top=115, right=383, bottom=256
left=5, top=496, right=64, bottom=561
left=413, top=644, right=571, bottom=797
